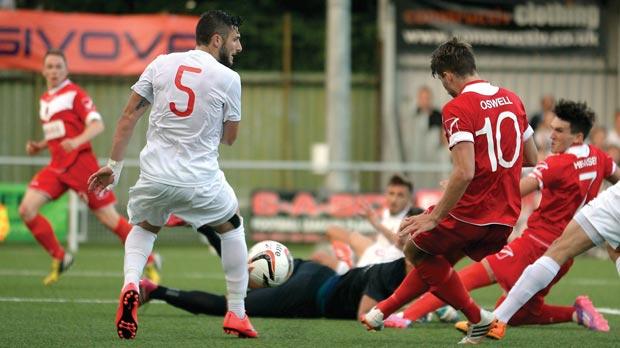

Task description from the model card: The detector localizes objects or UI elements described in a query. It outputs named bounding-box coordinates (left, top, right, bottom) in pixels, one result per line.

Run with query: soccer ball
left=248, top=240, right=294, bottom=288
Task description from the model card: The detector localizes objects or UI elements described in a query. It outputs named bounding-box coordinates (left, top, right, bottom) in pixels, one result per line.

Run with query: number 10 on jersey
left=475, top=111, right=522, bottom=172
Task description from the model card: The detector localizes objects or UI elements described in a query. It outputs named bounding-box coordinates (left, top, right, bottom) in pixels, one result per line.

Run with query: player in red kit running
left=19, top=49, right=160, bottom=286
left=361, top=38, right=538, bottom=344
left=394, top=100, right=619, bottom=336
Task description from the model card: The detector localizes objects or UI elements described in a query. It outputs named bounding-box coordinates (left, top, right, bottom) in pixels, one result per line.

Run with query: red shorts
left=29, top=151, right=116, bottom=210
left=486, top=235, right=574, bottom=313
left=411, top=210, right=512, bottom=262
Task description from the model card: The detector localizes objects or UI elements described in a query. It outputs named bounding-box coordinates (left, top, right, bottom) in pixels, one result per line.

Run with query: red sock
left=416, top=255, right=481, bottom=323
left=112, top=217, right=132, bottom=243
left=509, top=303, right=575, bottom=326
left=403, top=261, right=492, bottom=320
left=376, top=268, right=429, bottom=317
left=25, top=214, right=64, bottom=260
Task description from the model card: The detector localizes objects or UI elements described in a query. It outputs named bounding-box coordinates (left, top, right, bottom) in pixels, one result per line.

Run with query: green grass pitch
left=0, top=242, right=618, bottom=347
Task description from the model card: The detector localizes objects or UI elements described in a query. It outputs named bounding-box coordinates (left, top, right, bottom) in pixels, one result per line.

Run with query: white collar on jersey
left=461, top=81, right=499, bottom=96
left=48, top=79, right=71, bottom=95
left=565, top=143, right=590, bottom=158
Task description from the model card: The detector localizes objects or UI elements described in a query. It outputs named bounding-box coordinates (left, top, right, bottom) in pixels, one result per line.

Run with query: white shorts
left=574, top=182, right=620, bottom=250
left=127, top=171, right=238, bottom=229
left=356, top=243, right=404, bottom=268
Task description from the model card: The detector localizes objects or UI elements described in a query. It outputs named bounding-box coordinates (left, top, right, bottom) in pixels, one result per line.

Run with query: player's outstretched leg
left=115, top=283, right=140, bottom=339
left=43, top=252, right=74, bottom=286
left=574, top=295, right=609, bottom=332
left=222, top=311, right=258, bottom=338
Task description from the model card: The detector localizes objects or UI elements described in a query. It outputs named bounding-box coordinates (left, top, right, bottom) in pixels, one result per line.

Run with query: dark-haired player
left=400, top=100, right=619, bottom=338
left=362, top=38, right=538, bottom=344
left=19, top=49, right=160, bottom=286
left=88, top=10, right=253, bottom=339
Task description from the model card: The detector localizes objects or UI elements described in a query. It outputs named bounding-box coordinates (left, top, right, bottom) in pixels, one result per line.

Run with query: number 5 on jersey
left=170, top=65, right=202, bottom=117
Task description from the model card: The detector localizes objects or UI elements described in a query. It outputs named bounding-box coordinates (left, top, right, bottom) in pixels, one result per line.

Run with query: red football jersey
left=442, top=80, right=532, bottom=226
left=39, top=79, right=100, bottom=170
left=524, top=144, right=616, bottom=246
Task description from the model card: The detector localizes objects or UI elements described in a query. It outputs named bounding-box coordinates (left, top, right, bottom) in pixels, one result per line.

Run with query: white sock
left=335, top=260, right=350, bottom=275
left=219, top=224, right=248, bottom=318
left=123, top=225, right=157, bottom=288
left=616, top=257, right=620, bottom=278
left=494, top=256, right=560, bottom=323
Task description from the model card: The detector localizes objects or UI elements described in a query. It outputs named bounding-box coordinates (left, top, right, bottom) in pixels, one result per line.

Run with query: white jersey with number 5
left=131, top=50, right=241, bottom=187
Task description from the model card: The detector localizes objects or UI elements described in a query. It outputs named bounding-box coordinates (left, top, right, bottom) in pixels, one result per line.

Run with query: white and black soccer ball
left=248, top=240, right=294, bottom=288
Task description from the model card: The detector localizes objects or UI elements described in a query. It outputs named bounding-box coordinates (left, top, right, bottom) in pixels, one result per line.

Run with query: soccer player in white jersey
left=88, top=10, right=257, bottom=339
left=490, top=181, right=620, bottom=340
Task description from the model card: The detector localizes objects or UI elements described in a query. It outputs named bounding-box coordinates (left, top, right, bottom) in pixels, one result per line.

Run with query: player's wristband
left=106, top=159, right=124, bottom=188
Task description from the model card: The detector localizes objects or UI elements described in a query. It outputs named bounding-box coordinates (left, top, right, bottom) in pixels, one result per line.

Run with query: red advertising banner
left=250, top=189, right=443, bottom=243
left=250, top=190, right=386, bottom=243
left=0, top=10, right=198, bottom=75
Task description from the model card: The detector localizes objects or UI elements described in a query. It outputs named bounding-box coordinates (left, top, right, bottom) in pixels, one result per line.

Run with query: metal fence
left=1, top=70, right=391, bottom=243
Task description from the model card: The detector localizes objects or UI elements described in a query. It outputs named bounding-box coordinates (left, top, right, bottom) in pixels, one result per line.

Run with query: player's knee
left=18, top=202, right=37, bottom=222
left=404, top=240, right=426, bottom=265
left=228, top=213, right=242, bottom=229
left=212, top=214, right=243, bottom=234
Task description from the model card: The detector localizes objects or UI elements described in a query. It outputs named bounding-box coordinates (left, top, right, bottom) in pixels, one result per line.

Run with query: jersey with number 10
left=442, top=80, right=533, bottom=227
left=131, top=50, right=241, bottom=187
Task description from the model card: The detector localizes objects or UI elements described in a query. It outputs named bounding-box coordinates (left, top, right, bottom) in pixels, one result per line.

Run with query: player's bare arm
left=399, top=141, right=474, bottom=236
left=221, top=120, right=239, bottom=145
left=25, top=139, right=48, bottom=155
left=519, top=175, right=539, bottom=196
left=522, top=136, right=538, bottom=167
left=88, top=92, right=150, bottom=194
left=361, top=203, right=399, bottom=245
left=60, top=119, right=104, bottom=152
left=110, top=92, right=150, bottom=160
left=607, top=167, right=620, bottom=184
left=357, top=295, right=378, bottom=320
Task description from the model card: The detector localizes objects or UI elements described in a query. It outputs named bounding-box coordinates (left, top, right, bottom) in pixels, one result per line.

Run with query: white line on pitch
left=2, top=270, right=616, bottom=285
left=0, top=296, right=619, bottom=317
left=0, top=297, right=165, bottom=305
left=597, top=308, right=620, bottom=315
left=0, top=269, right=223, bottom=280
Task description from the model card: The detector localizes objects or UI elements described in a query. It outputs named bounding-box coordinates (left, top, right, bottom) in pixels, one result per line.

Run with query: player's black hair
left=44, top=48, right=67, bottom=65
left=430, top=37, right=476, bottom=78
left=388, top=174, right=413, bottom=193
left=195, top=10, right=242, bottom=46
left=554, top=99, right=596, bottom=138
